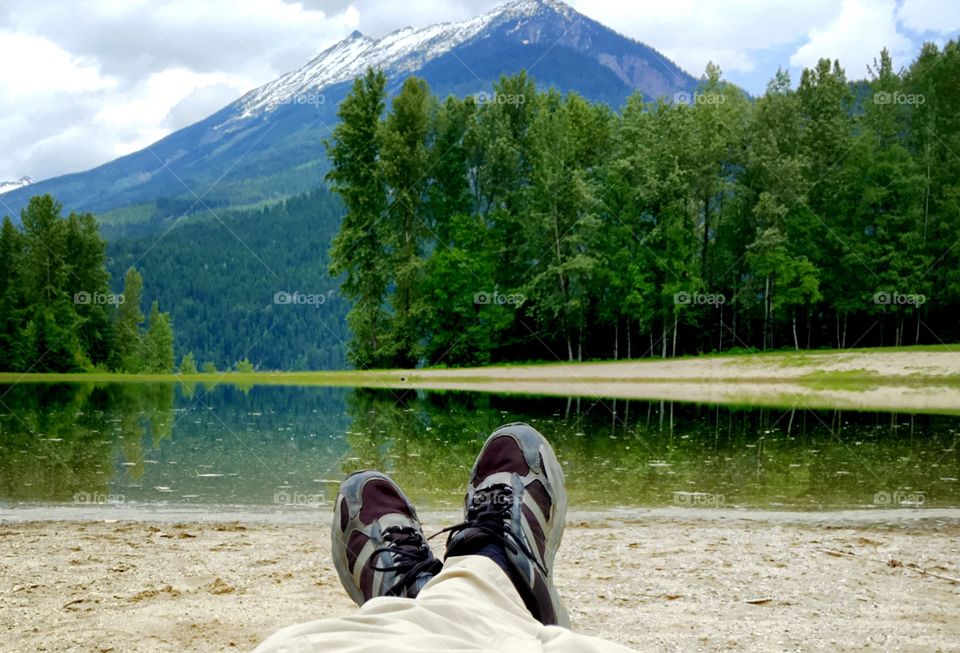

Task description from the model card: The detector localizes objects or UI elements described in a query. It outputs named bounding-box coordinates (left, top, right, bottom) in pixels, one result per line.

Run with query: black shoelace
left=434, top=483, right=547, bottom=576
left=371, top=526, right=443, bottom=596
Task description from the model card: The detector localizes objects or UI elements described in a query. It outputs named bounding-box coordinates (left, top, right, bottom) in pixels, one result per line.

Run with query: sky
left=1, top=0, right=957, bottom=182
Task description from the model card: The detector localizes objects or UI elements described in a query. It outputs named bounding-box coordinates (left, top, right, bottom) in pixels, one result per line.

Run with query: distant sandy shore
left=4, top=349, right=960, bottom=411
left=388, top=350, right=960, bottom=412
left=3, top=510, right=959, bottom=652
left=413, top=349, right=960, bottom=382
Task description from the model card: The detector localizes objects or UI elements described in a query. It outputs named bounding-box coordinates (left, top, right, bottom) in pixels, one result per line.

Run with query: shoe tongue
left=376, top=515, right=422, bottom=560
left=469, top=481, right=517, bottom=519
left=382, top=526, right=423, bottom=558
left=378, top=513, right=417, bottom=532
left=476, top=472, right=517, bottom=491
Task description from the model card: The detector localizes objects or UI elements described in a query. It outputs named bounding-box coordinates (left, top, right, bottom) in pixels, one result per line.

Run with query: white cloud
left=0, top=30, right=115, bottom=98
left=163, top=83, right=251, bottom=130
left=0, top=0, right=360, bottom=181
left=897, top=0, right=960, bottom=33
left=569, top=0, right=838, bottom=76
left=790, top=0, right=914, bottom=75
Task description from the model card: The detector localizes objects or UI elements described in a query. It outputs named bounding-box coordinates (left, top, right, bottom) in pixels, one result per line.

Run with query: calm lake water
left=0, top=382, right=957, bottom=512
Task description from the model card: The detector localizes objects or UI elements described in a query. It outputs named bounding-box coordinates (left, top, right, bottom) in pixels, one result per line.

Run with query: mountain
left=0, top=176, right=34, bottom=196
left=224, top=0, right=691, bottom=125
left=1, top=0, right=696, bottom=228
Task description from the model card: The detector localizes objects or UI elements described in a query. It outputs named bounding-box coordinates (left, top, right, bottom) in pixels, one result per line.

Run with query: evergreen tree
left=20, top=195, right=70, bottom=306
left=65, top=210, right=113, bottom=366
left=113, top=267, right=144, bottom=372
left=0, top=197, right=175, bottom=372
left=17, top=196, right=85, bottom=370
left=23, top=306, right=84, bottom=372
left=179, top=351, right=198, bottom=374
left=0, top=217, right=26, bottom=370
left=141, top=301, right=174, bottom=373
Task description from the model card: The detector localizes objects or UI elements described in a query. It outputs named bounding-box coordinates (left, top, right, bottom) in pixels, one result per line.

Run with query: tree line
left=327, top=41, right=960, bottom=368
left=0, top=195, right=174, bottom=373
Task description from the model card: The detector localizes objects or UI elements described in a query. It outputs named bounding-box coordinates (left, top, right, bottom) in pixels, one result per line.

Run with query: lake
left=0, top=382, right=957, bottom=512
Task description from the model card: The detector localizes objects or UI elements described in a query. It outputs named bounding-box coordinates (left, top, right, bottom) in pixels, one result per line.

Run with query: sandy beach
left=389, top=350, right=960, bottom=412
left=3, top=510, right=959, bottom=652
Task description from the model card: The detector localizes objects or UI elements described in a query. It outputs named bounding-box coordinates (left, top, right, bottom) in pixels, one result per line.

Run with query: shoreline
left=3, top=348, right=960, bottom=412
left=4, top=503, right=960, bottom=525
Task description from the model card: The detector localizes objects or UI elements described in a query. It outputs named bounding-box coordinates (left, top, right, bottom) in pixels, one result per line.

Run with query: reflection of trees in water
left=0, top=383, right=175, bottom=500
left=341, top=390, right=960, bottom=508
left=4, top=384, right=956, bottom=508
left=341, top=389, right=505, bottom=507
left=111, top=383, right=175, bottom=483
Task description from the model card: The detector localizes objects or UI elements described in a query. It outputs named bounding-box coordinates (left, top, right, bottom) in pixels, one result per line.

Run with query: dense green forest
left=328, top=42, right=960, bottom=368
left=0, top=195, right=173, bottom=372
left=107, top=188, right=349, bottom=371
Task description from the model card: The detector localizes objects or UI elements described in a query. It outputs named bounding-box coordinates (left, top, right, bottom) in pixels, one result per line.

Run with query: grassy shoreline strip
left=3, top=371, right=960, bottom=386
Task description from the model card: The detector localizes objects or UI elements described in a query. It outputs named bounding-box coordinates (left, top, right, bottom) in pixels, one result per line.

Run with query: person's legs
left=254, top=547, right=634, bottom=652
left=415, top=554, right=637, bottom=653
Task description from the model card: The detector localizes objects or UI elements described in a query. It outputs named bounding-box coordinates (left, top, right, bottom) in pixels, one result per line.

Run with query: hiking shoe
left=332, top=471, right=442, bottom=605
left=443, top=422, right=569, bottom=626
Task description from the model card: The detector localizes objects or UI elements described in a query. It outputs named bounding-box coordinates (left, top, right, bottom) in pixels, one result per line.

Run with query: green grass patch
left=797, top=368, right=883, bottom=390
left=797, top=368, right=960, bottom=390
left=0, top=371, right=384, bottom=387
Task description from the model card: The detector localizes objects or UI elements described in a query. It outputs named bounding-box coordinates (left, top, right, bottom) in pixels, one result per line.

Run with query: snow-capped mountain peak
left=0, top=176, right=34, bottom=195
left=2, top=0, right=696, bottom=219
left=223, top=0, right=575, bottom=125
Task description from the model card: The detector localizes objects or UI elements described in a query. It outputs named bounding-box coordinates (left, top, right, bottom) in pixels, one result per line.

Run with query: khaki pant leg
left=540, top=625, right=639, bottom=653
left=252, top=556, right=544, bottom=653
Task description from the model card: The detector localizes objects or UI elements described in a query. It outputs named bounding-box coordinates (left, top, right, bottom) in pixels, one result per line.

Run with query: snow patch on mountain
left=220, top=0, right=572, bottom=128
left=0, top=176, right=34, bottom=195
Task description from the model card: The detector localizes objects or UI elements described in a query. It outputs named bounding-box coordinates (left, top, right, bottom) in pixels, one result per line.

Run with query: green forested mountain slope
left=107, top=188, right=348, bottom=370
